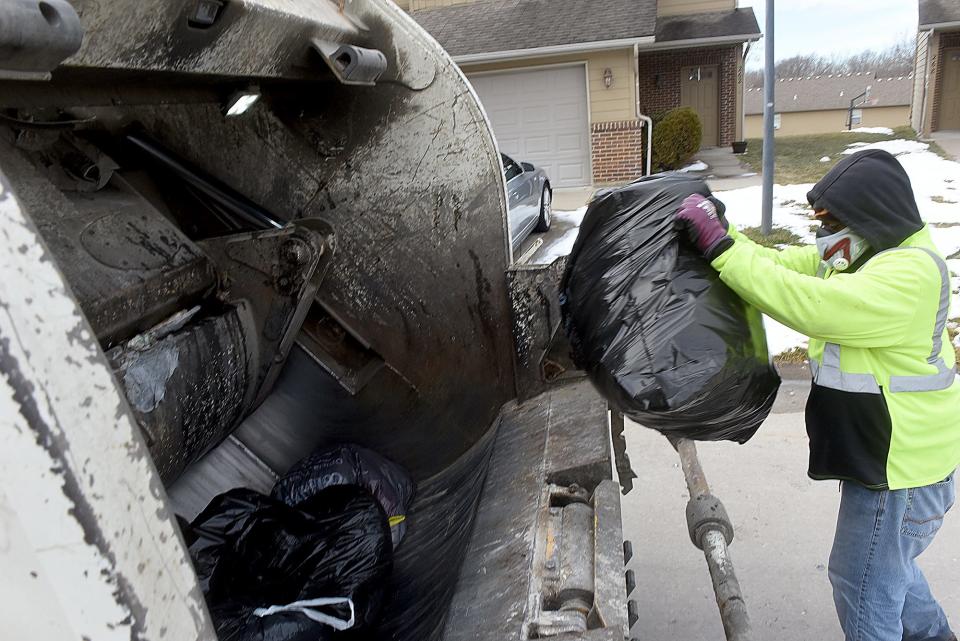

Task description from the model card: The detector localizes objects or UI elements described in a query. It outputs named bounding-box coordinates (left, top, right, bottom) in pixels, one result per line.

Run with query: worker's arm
left=711, top=238, right=925, bottom=348
left=726, top=225, right=821, bottom=276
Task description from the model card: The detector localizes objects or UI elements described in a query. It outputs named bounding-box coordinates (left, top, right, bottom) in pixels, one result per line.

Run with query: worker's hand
left=675, top=194, right=733, bottom=261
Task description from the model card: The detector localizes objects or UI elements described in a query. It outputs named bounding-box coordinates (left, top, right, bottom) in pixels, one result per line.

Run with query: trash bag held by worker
left=559, top=173, right=780, bottom=443
left=272, top=444, right=415, bottom=548
left=185, top=486, right=393, bottom=641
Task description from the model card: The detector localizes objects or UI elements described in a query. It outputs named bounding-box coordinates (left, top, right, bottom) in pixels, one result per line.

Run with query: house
left=911, top=0, right=960, bottom=135
left=398, top=0, right=761, bottom=187
left=744, top=74, right=913, bottom=138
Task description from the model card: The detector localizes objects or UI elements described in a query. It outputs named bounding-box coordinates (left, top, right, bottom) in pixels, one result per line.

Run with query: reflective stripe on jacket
left=711, top=225, right=960, bottom=489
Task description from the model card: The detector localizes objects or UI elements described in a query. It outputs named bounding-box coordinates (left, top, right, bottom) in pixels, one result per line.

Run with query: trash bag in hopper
left=272, top=444, right=415, bottom=548
left=560, top=174, right=780, bottom=443
left=186, top=485, right=392, bottom=641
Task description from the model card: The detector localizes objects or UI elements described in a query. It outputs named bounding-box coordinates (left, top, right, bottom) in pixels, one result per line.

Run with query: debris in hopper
left=184, top=486, right=392, bottom=641
left=273, top=444, right=415, bottom=548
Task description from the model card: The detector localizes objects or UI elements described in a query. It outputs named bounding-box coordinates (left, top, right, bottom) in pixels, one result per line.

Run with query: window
left=773, top=113, right=781, bottom=130
left=501, top=154, right=522, bottom=182
left=851, top=108, right=863, bottom=126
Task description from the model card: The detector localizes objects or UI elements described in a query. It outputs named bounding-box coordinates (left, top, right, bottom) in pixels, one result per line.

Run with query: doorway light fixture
left=603, top=68, right=613, bottom=89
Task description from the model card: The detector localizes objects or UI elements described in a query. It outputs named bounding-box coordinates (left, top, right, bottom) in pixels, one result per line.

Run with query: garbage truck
left=0, top=1, right=638, bottom=639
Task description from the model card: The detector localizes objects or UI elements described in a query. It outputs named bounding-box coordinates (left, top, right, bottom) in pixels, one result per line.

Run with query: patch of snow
left=948, top=259, right=960, bottom=297
left=843, top=139, right=929, bottom=156
left=930, top=225, right=960, bottom=258
left=763, top=316, right=809, bottom=357
left=677, top=160, right=708, bottom=173
left=819, top=156, right=831, bottom=162
left=532, top=207, right=587, bottom=264
left=716, top=183, right=818, bottom=241
left=847, top=127, right=894, bottom=135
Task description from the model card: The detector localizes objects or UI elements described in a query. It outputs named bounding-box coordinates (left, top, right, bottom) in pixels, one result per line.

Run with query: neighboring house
left=911, top=0, right=960, bottom=135
left=744, top=74, right=912, bottom=138
left=399, top=0, right=760, bottom=187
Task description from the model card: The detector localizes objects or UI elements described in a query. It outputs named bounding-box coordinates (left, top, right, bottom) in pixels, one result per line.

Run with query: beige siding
left=462, top=48, right=637, bottom=123
left=657, top=0, right=735, bottom=17
left=393, top=0, right=411, bottom=9
left=744, top=106, right=910, bottom=138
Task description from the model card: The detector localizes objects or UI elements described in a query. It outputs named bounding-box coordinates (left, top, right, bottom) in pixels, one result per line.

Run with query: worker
left=675, top=149, right=959, bottom=641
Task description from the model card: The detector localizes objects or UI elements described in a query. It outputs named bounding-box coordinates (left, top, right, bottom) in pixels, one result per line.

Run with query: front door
left=680, top=65, right=719, bottom=147
left=941, top=48, right=960, bottom=130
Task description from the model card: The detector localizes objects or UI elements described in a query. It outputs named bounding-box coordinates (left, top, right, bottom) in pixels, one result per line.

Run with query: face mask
left=815, top=226, right=869, bottom=272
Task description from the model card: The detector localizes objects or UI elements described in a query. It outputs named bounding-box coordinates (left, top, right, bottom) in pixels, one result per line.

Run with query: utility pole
left=761, top=0, right=774, bottom=235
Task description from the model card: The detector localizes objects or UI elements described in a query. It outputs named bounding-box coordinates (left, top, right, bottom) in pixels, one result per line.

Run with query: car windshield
left=501, top=154, right=522, bottom=182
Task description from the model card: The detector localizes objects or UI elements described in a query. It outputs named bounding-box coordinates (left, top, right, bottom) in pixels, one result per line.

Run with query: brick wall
left=591, top=120, right=645, bottom=184
left=636, top=45, right=740, bottom=146
left=932, top=31, right=960, bottom=132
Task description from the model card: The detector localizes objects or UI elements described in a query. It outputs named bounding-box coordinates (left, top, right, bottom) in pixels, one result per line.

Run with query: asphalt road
left=621, top=378, right=960, bottom=640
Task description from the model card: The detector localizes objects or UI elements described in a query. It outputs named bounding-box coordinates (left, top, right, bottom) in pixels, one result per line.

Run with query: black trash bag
left=560, top=174, right=780, bottom=443
left=186, top=485, right=393, bottom=641
left=272, top=444, right=415, bottom=548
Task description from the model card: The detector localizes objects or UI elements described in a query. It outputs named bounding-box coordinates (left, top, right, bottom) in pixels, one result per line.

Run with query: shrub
left=652, top=107, right=702, bottom=170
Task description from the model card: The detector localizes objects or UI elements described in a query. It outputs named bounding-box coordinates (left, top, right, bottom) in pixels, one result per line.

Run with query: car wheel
left=535, top=186, right=552, bottom=232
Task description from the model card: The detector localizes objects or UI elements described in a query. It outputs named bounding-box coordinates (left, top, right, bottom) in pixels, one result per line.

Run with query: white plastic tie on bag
left=253, top=596, right=356, bottom=631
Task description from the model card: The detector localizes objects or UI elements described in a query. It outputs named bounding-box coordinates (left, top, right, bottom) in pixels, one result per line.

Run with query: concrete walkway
left=931, top=130, right=960, bottom=161
left=622, top=385, right=960, bottom=640
left=687, top=146, right=763, bottom=191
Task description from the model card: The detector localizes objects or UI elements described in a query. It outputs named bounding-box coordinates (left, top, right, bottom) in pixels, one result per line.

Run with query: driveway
left=931, top=130, right=960, bottom=161
left=622, top=376, right=960, bottom=640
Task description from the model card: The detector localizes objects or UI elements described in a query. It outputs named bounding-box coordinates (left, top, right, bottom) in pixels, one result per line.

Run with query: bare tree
left=744, top=37, right=915, bottom=87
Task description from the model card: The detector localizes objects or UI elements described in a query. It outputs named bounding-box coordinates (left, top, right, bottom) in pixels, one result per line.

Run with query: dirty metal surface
left=0, top=168, right=214, bottom=639
left=198, top=221, right=331, bottom=406
left=67, top=0, right=362, bottom=79
left=79, top=0, right=515, bottom=477
left=109, top=310, right=249, bottom=483
left=442, top=381, right=626, bottom=641
left=508, top=256, right=571, bottom=401
left=0, top=135, right=216, bottom=345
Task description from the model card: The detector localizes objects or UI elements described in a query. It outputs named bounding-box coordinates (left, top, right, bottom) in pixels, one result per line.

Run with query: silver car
left=502, top=153, right=551, bottom=252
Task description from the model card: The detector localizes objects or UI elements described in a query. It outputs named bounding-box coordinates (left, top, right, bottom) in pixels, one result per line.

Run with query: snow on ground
left=534, top=206, right=587, bottom=264
left=819, top=156, right=831, bottom=162
left=764, top=316, right=809, bottom=356
left=717, top=182, right=818, bottom=241
left=538, top=139, right=960, bottom=355
left=678, top=160, right=708, bottom=172
left=843, top=139, right=929, bottom=156
left=847, top=126, right=894, bottom=135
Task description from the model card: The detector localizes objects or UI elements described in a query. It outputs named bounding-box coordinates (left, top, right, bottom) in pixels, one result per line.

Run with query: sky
left=739, top=0, right=918, bottom=69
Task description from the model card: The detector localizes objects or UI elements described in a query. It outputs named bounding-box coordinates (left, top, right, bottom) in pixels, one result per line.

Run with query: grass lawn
left=739, top=126, right=950, bottom=184
left=739, top=225, right=804, bottom=248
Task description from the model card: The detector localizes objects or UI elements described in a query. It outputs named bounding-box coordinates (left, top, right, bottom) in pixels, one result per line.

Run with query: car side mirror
left=521, top=162, right=535, bottom=172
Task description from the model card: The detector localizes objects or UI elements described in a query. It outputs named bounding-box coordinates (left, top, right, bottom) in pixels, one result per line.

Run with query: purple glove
left=675, top=194, right=733, bottom=261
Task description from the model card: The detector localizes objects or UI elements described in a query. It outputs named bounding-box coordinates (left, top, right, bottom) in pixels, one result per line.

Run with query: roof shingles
left=411, top=0, right=656, bottom=57
left=744, top=74, right=913, bottom=115
left=655, top=8, right=760, bottom=42
left=919, top=0, right=960, bottom=27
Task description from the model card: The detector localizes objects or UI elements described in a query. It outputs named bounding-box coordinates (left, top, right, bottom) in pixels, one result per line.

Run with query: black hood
left=806, top=149, right=923, bottom=251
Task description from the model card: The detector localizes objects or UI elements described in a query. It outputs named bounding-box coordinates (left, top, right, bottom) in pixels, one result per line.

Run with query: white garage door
left=469, top=66, right=591, bottom=188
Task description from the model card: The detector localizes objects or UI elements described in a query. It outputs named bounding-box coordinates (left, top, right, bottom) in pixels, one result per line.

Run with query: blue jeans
left=829, top=474, right=956, bottom=641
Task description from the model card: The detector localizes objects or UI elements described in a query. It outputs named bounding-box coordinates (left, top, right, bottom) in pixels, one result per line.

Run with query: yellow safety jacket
left=711, top=225, right=960, bottom=489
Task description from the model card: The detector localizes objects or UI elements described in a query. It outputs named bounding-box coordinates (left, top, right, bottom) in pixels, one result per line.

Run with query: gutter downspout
left=635, top=43, right=653, bottom=176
